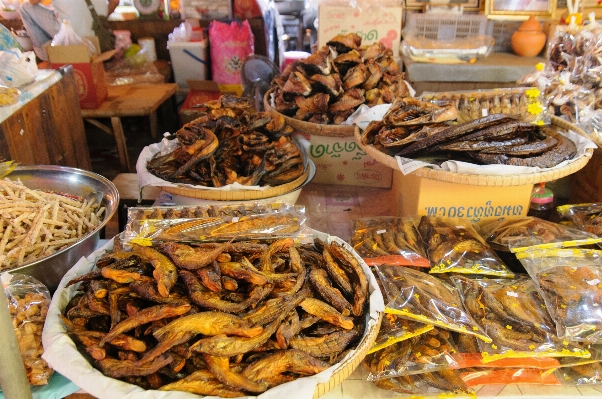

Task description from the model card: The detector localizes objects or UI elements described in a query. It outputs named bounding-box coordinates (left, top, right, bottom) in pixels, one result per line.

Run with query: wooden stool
left=81, top=83, right=177, bottom=173
left=107, top=173, right=162, bottom=236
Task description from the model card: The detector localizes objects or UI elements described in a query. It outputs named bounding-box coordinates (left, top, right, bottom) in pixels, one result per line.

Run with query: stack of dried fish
left=147, top=95, right=305, bottom=187
left=270, top=33, right=410, bottom=124
left=361, top=97, right=578, bottom=169
left=60, top=236, right=371, bottom=396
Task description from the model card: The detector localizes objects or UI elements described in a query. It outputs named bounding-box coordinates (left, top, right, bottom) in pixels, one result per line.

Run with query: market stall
left=4, top=0, right=602, bottom=396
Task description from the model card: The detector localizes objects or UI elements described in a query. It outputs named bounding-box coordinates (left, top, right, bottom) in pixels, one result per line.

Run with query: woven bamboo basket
left=354, top=115, right=594, bottom=187
left=264, top=89, right=356, bottom=137
left=159, top=164, right=310, bottom=200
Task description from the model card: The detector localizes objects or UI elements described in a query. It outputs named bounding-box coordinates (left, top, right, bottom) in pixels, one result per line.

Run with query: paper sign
left=318, top=5, right=403, bottom=56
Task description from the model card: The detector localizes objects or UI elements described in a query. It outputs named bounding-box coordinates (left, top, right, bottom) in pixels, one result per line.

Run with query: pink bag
left=209, top=20, right=254, bottom=85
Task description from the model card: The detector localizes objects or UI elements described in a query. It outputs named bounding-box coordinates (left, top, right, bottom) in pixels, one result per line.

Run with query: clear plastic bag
left=557, top=203, right=602, bottom=237
left=365, top=327, right=459, bottom=380
left=518, top=248, right=602, bottom=343
left=350, top=216, right=429, bottom=267
left=417, top=216, right=514, bottom=277
left=2, top=272, right=53, bottom=385
left=368, top=313, right=433, bottom=354
left=452, top=275, right=590, bottom=363
left=51, top=19, right=97, bottom=58
left=124, top=203, right=311, bottom=244
left=479, top=216, right=602, bottom=252
left=546, top=71, right=596, bottom=124
left=375, top=265, right=490, bottom=342
left=0, top=48, right=37, bottom=87
left=368, top=368, right=472, bottom=396
left=461, top=367, right=562, bottom=387
left=556, top=361, right=602, bottom=385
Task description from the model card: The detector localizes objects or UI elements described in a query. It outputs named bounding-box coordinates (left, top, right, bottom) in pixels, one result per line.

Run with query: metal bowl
left=4, top=165, right=119, bottom=294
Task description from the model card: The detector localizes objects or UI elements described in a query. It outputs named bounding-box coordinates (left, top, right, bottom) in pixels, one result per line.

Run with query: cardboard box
left=318, top=5, right=403, bottom=57
left=569, top=147, right=602, bottom=203
left=304, top=133, right=393, bottom=188
left=167, top=40, right=208, bottom=88
left=46, top=37, right=114, bottom=109
left=391, top=171, right=533, bottom=225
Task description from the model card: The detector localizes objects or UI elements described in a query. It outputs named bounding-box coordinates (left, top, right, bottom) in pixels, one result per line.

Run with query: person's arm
left=28, top=0, right=43, bottom=5
left=107, top=0, right=118, bottom=15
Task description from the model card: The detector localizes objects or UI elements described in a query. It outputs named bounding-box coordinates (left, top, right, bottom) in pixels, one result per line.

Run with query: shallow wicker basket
left=160, top=164, right=310, bottom=200
left=264, top=88, right=355, bottom=138
left=354, top=115, right=594, bottom=187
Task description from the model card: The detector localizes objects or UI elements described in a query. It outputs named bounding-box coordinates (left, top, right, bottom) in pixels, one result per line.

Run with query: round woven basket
left=355, top=115, right=594, bottom=187
left=160, top=164, right=310, bottom=200
left=264, top=88, right=355, bottom=137
left=313, top=312, right=383, bottom=398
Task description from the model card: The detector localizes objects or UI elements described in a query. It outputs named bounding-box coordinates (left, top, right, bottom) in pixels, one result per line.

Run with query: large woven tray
left=354, top=115, right=594, bottom=187
left=264, top=89, right=355, bottom=138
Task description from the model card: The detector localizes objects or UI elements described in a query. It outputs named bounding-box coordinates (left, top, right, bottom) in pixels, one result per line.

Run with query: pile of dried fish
left=270, top=33, right=410, bottom=124
left=361, top=97, right=578, bottom=168
left=147, top=95, right=305, bottom=187
left=557, top=203, right=602, bottom=237
left=60, top=236, right=371, bottom=396
left=350, top=216, right=428, bottom=267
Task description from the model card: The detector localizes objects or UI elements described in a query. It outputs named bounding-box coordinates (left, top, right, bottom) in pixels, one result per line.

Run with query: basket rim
left=264, top=88, right=356, bottom=137
left=355, top=115, right=594, bottom=187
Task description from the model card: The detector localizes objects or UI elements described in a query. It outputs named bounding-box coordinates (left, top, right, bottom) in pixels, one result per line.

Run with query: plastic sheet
left=557, top=203, right=602, bottom=237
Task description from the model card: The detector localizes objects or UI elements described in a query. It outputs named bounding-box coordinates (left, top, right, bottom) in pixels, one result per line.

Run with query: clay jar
left=511, top=15, right=547, bottom=57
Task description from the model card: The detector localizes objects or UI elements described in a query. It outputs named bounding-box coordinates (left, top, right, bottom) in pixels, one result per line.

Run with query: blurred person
left=17, top=0, right=118, bottom=61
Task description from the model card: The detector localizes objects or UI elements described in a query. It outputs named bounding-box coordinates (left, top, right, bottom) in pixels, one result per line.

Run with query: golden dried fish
left=300, top=47, right=332, bottom=75
left=300, top=297, right=354, bottom=330
left=309, top=267, right=353, bottom=315
left=310, top=73, right=342, bottom=96
left=96, top=355, right=172, bottom=378
left=276, top=310, right=300, bottom=349
left=383, top=97, right=457, bottom=126
left=189, top=298, right=299, bottom=357
left=283, top=71, right=313, bottom=96
left=130, top=243, right=177, bottom=297
left=203, top=354, right=268, bottom=393
left=242, top=349, right=330, bottom=383
left=159, top=369, right=245, bottom=398
left=180, top=270, right=273, bottom=313
left=98, top=304, right=191, bottom=347
left=219, top=261, right=269, bottom=285
left=160, top=241, right=231, bottom=270
left=243, top=297, right=295, bottom=326
left=196, top=261, right=223, bottom=292
left=128, top=280, right=190, bottom=305
left=329, top=241, right=368, bottom=317
left=154, top=311, right=263, bottom=339
left=295, top=93, right=330, bottom=113
left=222, top=275, right=238, bottom=291
left=289, top=326, right=360, bottom=358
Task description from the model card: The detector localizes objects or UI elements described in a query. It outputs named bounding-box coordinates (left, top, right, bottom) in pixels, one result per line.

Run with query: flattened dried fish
left=203, top=354, right=268, bottom=393
left=290, top=326, right=360, bottom=358
left=96, top=355, right=172, bottom=378
left=322, top=246, right=353, bottom=296
left=329, top=241, right=368, bottom=317
left=300, top=298, right=354, bottom=330
left=242, top=349, right=330, bottom=383
left=276, top=310, right=300, bottom=349
left=160, top=241, right=231, bottom=270
left=154, top=311, right=263, bottom=339
left=309, top=268, right=353, bottom=315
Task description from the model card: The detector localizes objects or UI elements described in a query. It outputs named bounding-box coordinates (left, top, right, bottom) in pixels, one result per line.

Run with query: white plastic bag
left=0, top=48, right=38, bottom=87
left=51, top=20, right=97, bottom=57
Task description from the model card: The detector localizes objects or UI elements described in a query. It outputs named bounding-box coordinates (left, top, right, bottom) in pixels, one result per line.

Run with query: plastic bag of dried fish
left=452, top=275, right=590, bottom=363
left=374, top=265, right=490, bottom=342
left=3, top=272, right=54, bottom=386
left=555, top=361, right=602, bottom=385
left=368, top=313, right=433, bottom=354
left=460, top=367, right=562, bottom=387
left=350, top=216, right=429, bottom=267
left=479, top=216, right=602, bottom=252
left=557, top=203, right=602, bottom=238
left=367, top=368, right=472, bottom=396
left=546, top=71, right=596, bottom=124
left=125, top=208, right=312, bottom=244
left=518, top=248, right=602, bottom=343
left=417, top=216, right=514, bottom=278
left=365, top=327, right=459, bottom=380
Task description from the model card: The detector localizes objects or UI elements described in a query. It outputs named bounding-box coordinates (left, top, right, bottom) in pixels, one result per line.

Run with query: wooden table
left=80, top=83, right=177, bottom=173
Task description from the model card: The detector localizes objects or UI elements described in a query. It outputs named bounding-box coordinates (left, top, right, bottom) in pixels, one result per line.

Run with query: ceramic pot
left=511, top=15, right=547, bottom=57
